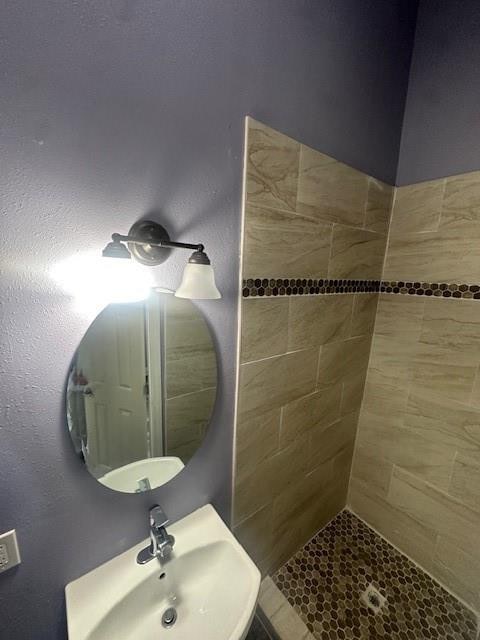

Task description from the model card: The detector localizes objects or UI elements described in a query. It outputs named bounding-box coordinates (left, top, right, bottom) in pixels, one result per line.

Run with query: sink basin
left=65, top=504, right=260, bottom=640
left=98, top=457, right=185, bottom=492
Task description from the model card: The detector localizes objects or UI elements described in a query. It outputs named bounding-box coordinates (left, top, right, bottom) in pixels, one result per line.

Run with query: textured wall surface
left=350, top=170, right=480, bottom=612
left=397, top=0, right=480, bottom=184
left=234, top=119, right=392, bottom=574
left=0, top=2, right=417, bottom=638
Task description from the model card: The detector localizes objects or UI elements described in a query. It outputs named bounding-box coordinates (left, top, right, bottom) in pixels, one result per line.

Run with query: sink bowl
left=65, top=504, right=260, bottom=640
left=98, top=457, right=185, bottom=492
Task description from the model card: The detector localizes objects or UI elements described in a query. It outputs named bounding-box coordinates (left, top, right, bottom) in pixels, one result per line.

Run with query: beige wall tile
left=417, top=299, right=480, bottom=366
left=364, top=177, right=393, bottom=234
left=246, top=118, right=300, bottom=212
left=296, top=145, right=368, bottom=227
left=279, top=384, right=342, bottom=449
left=403, top=391, right=480, bottom=457
left=238, top=348, right=319, bottom=422
left=233, top=504, right=274, bottom=572
left=287, top=295, right=353, bottom=351
left=449, top=453, right=480, bottom=513
left=350, top=443, right=393, bottom=498
left=268, top=461, right=345, bottom=572
left=434, top=536, right=480, bottom=612
left=390, top=179, right=445, bottom=234
left=441, top=170, right=480, bottom=230
left=387, top=466, right=480, bottom=561
left=317, top=335, right=371, bottom=391
left=340, top=370, right=368, bottom=416
left=258, top=577, right=315, bottom=640
left=234, top=434, right=310, bottom=523
left=166, top=387, right=216, bottom=460
left=329, top=225, right=386, bottom=279
left=383, top=229, right=480, bottom=282
left=308, top=411, right=358, bottom=471
left=348, top=478, right=437, bottom=571
left=241, top=298, right=289, bottom=363
left=235, top=408, right=280, bottom=484
left=350, top=293, right=378, bottom=337
left=243, top=204, right=331, bottom=279
left=410, top=359, right=476, bottom=405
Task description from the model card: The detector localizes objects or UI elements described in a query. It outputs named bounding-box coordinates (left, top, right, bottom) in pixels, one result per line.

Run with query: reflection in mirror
left=66, top=291, right=217, bottom=493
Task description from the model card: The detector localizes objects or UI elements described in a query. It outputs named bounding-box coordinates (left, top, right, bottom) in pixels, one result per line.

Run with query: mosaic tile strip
left=381, top=280, right=480, bottom=299
left=242, top=278, right=380, bottom=297
left=273, top=510, right=478, bottom=640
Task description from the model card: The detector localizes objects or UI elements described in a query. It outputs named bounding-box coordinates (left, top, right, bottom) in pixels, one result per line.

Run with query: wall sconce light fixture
left=102, top=220, right=221, bottom=300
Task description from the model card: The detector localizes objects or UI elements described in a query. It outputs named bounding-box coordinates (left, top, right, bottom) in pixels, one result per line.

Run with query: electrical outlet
left=0, top=530, right=21, bottom=573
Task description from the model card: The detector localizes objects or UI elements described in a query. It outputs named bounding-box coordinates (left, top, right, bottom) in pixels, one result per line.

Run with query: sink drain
left=162, top=607, right=177, bottom=628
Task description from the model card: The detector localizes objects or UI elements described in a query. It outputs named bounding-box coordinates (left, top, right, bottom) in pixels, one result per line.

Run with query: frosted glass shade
left=175, top=263, right=221, bottom=299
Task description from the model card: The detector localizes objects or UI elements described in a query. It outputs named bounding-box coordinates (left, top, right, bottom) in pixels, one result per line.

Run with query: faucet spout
left=137, top=505, right=175, bottom=565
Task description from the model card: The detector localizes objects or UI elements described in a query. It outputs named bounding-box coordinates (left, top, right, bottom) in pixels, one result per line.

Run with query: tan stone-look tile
left=317, top=335, right=371, bottom=391
left=296, top=145, right=369, bottom=227
left=350, top=292, right=378, bottom=337
left=383, top=227, right=480, bottom=282
left=243, top=203, right=332, bottom=279
left=328, top=224, right=386, bottom=279
left=410, top=358, right=476, bottom=405
left=287, top=295, right=353, bottom=351
left=279, top=384, right=342, bottom=449
left=340, top=370, right=368, bottom=416
left=348, top=477, right=438, bottom=572
left=364, top=177, right=393, bottom=234
left=267, top=461, right=345, bottom=572
left=357, top=417, right=455, bottom=492
left=234, top=433, right=310, bottom=523
left=241, top=298, right=289, bottom=363
left=235, top=408, right=280, bottom=485
left=308, top=411, right=358, bottom=471
left=233, top=504, right=275, bottom=573
left=441, top=170, right=480, bottom=229
left=416, top=298, right=480, bottom=367
left=403, top=391, right=480, bottom=457
left=166, top=387, right=216, bottom=459
left=238, top=348, right=319, bottom=422
left=390, top=178, right=445, bottom=234
left=449, top=453, right=480, bottom=513
left=166, top=349, right=217, bottom=398
left=246, top=117, right=300, bottom=212
left=387, top=466, right=480, bottom=561
left=434, top=536, right=480, bottom=612
left=350, top=442, right=393, bottom=498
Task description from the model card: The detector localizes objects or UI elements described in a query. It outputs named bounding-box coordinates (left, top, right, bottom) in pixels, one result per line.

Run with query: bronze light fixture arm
left=103, top=220, right=210, bottom=266
left=111, top=232, right=204, bottom=253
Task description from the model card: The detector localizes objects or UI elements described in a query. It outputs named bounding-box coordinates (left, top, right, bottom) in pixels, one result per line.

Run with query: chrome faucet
left=136, top=505, right=175, bottom=564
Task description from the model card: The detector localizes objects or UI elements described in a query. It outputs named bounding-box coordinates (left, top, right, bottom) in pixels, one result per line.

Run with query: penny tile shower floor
left=273, top=510, right=478, bottom=639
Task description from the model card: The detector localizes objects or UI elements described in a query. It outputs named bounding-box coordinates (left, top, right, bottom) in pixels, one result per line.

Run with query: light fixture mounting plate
left=127, top=220, right=171, bottom=266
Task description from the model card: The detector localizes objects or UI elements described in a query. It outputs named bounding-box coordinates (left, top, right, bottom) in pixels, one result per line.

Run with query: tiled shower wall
left=350, top=173, right=480, bottom=613
left=233, top=118, right=392, bottom=574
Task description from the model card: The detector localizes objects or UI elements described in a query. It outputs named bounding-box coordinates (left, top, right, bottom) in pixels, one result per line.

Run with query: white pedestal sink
left=65, top=504, right=260, bottom=640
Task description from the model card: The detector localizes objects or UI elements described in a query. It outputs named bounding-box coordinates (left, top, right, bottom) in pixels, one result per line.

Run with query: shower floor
left=273, top=510, right=478, bottom=639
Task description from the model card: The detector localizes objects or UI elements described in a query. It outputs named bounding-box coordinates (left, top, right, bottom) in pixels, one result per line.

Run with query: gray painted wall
left=0, top=2, right=417, bottom=638
left=397, top=0, right=480, bottom=184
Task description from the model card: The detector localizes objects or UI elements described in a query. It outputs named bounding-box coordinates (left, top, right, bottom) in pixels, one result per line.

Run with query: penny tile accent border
left=381, top=280, right=480, bottom=299
left=273, top=510, right=478, bottom=640
left=242, top=277, right=480, bottom=300
left=242, top=278, right=380, bottom=297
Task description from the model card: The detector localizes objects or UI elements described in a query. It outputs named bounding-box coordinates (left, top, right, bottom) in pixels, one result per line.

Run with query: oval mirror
left=66, top=291, right=217, bottom=493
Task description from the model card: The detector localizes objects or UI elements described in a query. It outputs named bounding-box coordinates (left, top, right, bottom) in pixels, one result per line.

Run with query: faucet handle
left=149, top=505, right=169, bottom=529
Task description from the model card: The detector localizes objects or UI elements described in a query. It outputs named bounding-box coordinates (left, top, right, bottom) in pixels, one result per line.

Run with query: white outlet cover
left=0, top=530, right=21, bottom=573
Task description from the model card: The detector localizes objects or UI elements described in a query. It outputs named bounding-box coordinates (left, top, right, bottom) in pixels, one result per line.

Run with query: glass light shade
left=175, top=263, right=221, bottom=300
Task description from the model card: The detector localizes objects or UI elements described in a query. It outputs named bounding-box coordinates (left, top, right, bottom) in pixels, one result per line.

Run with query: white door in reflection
left=77, top=303, right=149, bottom=475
